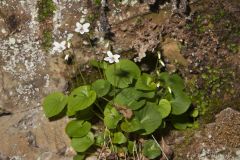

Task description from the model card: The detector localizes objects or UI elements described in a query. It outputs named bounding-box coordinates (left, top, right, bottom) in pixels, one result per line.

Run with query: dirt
left=0, top=0, right=239, bottom=159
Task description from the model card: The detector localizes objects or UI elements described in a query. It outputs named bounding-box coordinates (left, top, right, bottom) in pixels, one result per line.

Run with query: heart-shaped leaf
left=171, top=91, right=191, bottom=115
left=92, top=79, right=111, bottom=97
left=105, top=59, right=140, bottom=88
left=112, top=132, right=127, bottom=144
left=159, top=72, right=185, bottom=93
left=71, top=132, right=94, bottom=152
left=143, top=140, right=161, bottom=159
left=104, top=104, right=123, bottom=129
left=114, top=88, right=149, bottom=110
left=134, top=102, right=162, bottom=135
left=135, top=73, right=157, bottom=91
left=121, top=117, right=142, bottom=132
left=154, top=99, right=171, bottom=118
left=43, top=92, right=67, bottom=118
left=65, top=120, right=91, bottom=138
left=67, top=86, right=96, bottom=116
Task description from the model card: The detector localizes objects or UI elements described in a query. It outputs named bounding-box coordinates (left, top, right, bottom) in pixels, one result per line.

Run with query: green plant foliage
left=65, top=120, right=91, bottom=138
left=67, top=86, right=96, bottom=116
left=71, top=132, right=94, bottom=152
left=190, top=108, right=199, bottom=118
left=171, top=91, right=191, bottom=115
left=73, top=154, right=85, bottom=160
left=128, top=141, right=134, bottom=154
left=95, top=133, right=105, bottom=147
left=104, top=104, right=123, bottom=129
left=143, top=140, right=161, bottom=159
left=135, top=73, right=157, bottom=91
left=92, top=79, right=111, bottom=97
left=159, top=72, right=191, bottom=115
left=171, top=114, right=193, bottom=130
left=42, top=59, right=195, bottom=158
left=155, top=99, right=171, bottom=118
left=105, top=59, right=141, bottom=88
left=113, top=132, right=127, bottom=144
left=114, top=87, right=147, bottom=110
left=159, top=72, right=185, bottom=93
left=121, top=117, right=141, bottom=132
left=90, top=60, right=108, bottom=70
left=134, top=102, right=162, bottom=135
left=43, top=92, right=67, bottom=118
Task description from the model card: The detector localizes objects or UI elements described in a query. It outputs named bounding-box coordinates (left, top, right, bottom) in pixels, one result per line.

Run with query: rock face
left=169, top=108, right=240, bottom=160
left=0, top=0, right=71, bottom=159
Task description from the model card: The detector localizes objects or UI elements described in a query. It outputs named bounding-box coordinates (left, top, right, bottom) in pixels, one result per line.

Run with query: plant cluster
left=43, top=59, right=195, bottom=159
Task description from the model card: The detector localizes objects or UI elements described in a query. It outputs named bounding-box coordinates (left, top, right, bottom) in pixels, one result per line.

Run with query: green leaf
left=135, top=73, right=157, bottom=91
left=71, top=132, right=94, bottom=152
left=171, top=91, right=191, bottom=115
left=104, top=104, right=122, bottom=129
left=90, top=59, right=108, bottom=69
left=121, top=118, right=142, bottom=132
left=134, top=102, right=162, bottom=135
left=159, top=72, right=191, bottom=115
left=67, top=86, right=96, bottom=116
left=114, top=88, right=146, bottom=110
left=65, top=120, right=91, bottom=138
left=95, top=133, right=105, bottom=147
left=154, top=99, right=171, bottom=118
left=128, top=141, right=134, bottom=154
left=159, top=72, right=184, bottom=93
left=171, top=114, right=192, bottom=130
left=92, top=79, right=111, bottom=97
left=190, top=108, right=199, bottom=118
left=143, top=140, right=161, bottom=159
left=43, top=92, right=67, bottom=118
left=73, top=154, right=85, bottom=160
left=112, top=132, right=127, bottom=144
left=105, top=59, right=140, bottom=88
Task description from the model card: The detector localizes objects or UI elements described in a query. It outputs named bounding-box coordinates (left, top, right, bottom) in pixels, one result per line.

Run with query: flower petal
left=106, top=51, right=113, bottom=57
left=104, top=57, right=110, bottom=62
left=61, top=41, right=66, bottom=46
left=53, top=41, right=60, bottom=46
left=76, top=22, right=81, bottom=27
left=83, top=23, right=90, bottom=29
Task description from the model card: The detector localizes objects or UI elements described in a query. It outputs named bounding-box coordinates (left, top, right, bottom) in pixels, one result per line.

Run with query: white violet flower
left=82, top=9, right=88, bottom=15
left=52, top=41, right=66, bottom=53
left=104, top=51, right=120, bottom=63
left=75, top=22, right=90, bottom=34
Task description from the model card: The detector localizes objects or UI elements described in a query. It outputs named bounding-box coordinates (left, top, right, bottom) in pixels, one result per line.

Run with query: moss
left=42, top=29, right=53, bottom=51
left=37, top=0, right=56, bottom=22
left=186, top=66, right=236, bottom=123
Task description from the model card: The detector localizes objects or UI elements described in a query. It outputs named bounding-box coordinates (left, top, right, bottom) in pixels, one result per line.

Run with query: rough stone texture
left=0, top=0, right=71, bottom=159
left=167, top=108, right=240, bottom=160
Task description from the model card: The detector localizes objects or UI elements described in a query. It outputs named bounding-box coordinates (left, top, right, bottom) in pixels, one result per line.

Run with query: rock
left=162, top=38, right=188, bottom=66
left=171, top=108, right=240, bottom=159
